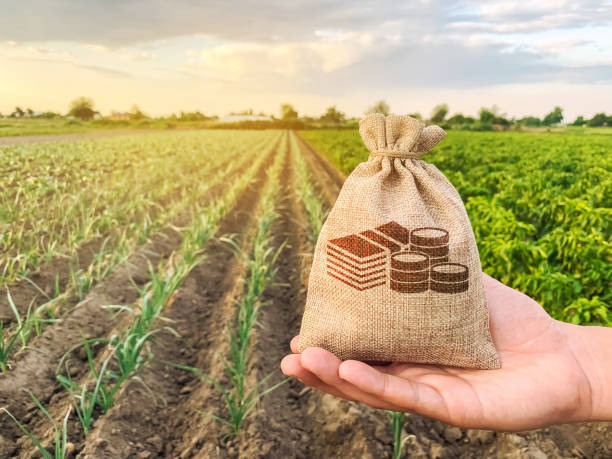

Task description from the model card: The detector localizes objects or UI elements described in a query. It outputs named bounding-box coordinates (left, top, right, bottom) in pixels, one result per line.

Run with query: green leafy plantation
left=300, top=129, right=612, bottom=326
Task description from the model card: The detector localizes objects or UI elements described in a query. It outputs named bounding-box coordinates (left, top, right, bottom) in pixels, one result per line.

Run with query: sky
left=0, top=0, right=611, bottom=121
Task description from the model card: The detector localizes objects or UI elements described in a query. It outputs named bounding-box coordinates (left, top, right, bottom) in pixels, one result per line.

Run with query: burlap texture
left=298, top=113, right=500, bottom=369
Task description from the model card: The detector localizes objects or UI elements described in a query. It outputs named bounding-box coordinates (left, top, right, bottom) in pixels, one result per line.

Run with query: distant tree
left=68, top=97, right=96, bottom=121
left=280, top=103, right=298, bottom=120
left=10, top=106, right=25, bottom=118
left=26, top=108, right=34, bottom=117
left=38, top=111, right=60, bottom=119
left=572, top=115, right=586, bottom=126
left=430, top=104, right=448, bottom=123
left=520, top=116, right=541, bottom=127
left=588, top=112, right=608, bottom=127
left=365, top=100, right=390, bottom=116
left=320, top=106, right=345, bottom=123
left=494, top=116, right=510, bottom=127
left=542, top=106, right=563, bottom=126
left=129, top=104, right=146, bottom=120
left=479, top=107, right=496, bottom=124
left=179, top=111, right=209, bottom=121
left=447, top=113, right=466, bottom=125
left=477, top=105, right=510, bottom=126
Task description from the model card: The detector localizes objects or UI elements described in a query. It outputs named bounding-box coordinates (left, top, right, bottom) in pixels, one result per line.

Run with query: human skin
left=281, top=274, right=612, bottom=430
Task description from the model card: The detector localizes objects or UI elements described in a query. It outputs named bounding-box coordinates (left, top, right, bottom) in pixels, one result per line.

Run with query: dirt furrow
left=294, top=131, right=345, bottom=196
left=0, top=226, right=183, bottom=457
left=0, top=134, right=284, bottom=458
left=74, top=133, right=284, bottom=458
left=220, top=131, right=391, bottom=458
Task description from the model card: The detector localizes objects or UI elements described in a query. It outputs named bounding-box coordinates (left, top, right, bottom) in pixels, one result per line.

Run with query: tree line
left=2, top=97, right=610, bottom=129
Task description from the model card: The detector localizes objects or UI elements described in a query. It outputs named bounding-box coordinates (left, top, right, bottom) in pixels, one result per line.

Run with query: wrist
left=562, top=320, right=612, bottom=422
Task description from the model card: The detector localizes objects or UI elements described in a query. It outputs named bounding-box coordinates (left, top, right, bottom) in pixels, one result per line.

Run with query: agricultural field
left=0, top=128, right=610, bottom=458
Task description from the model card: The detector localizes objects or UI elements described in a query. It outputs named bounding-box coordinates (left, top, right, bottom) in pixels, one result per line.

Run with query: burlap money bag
left=298, top=113, right=500, bottom=369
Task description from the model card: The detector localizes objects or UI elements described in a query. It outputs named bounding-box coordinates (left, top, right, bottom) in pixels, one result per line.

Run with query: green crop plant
left=0, top=132, right=281, bottom=355
left=162, top=360, right=287, bottom=437
left=290, top=132, right=328, bottom=241
left=388, top=411, right=409, bottom=459
left=204, top=132, right=288, bottom=435
left=299, top=127, right=611, bottom=458
left=1, top=392, right=71, bottom=459
left=0, top=290, right=26, bottom=371
left=58, top=343, right=112, bottom=435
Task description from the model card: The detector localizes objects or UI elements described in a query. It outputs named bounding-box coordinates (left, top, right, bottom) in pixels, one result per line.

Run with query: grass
left=0, top=117, right=227, bottom=138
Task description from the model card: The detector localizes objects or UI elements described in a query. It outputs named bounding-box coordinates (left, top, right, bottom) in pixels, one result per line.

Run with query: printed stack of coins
left=410, top=227, right=449, bottom=267
left=430, top=263, right=469, bottom=293
left=389, top=251, right=430, bottom=293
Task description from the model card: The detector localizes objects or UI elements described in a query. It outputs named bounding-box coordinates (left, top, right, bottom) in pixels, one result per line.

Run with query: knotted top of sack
left=359, top=113, right=446, bottom=159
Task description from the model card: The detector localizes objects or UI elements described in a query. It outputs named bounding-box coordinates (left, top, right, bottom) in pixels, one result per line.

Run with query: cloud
left=194, top=31, right=398, bottom=82
left=0, top=44, right=132, bottom=79
left=453, top=0, right=612, bottom=33
left=0, top=0, right=609, bottom=114
left=0, top=1, right=444, bottom=47
left=75, top=64, right=132, bottom=77
left=182, top=32, right=611, bottom=95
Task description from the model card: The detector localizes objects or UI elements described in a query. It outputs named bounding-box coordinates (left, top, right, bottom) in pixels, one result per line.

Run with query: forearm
left=563, top=321, right=612, bottom=421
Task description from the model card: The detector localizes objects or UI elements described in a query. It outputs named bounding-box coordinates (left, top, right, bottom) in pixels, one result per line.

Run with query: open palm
left=281, top=274, right=595, bottom=430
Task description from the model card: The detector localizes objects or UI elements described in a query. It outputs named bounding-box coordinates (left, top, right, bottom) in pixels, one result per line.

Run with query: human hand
left=281, top=274, right=611, bottom=430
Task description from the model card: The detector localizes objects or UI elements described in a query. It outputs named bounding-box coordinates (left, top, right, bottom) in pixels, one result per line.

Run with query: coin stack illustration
left=390, top=251, right=430, bottom=293
left=326, top=222, right=469, bottom=294
left=410, top=227, right=449, bottom=266
left=430, top=263, right=469, bottom=293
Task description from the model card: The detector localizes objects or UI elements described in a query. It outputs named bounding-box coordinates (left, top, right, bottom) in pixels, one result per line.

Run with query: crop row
left=0, top=132, right=281, bottom=371
left=202, top=131, right=288, bottom=435
left=0, top=131, right=274, bottom=284
left=0, top=131, right=282, bottom=456
left=291, top=132, right=408, bottom=459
